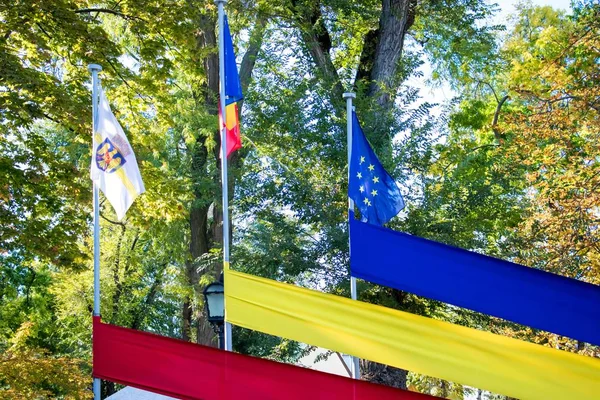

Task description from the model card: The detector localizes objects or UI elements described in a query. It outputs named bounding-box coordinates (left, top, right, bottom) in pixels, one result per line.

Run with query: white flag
left=91, top=86, right=145, bottom=220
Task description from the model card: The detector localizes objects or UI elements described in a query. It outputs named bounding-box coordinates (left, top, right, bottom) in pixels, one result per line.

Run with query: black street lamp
left=202, top=274, right=225, bottom=349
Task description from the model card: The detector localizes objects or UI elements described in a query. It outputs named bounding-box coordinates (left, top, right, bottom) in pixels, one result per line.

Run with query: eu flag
left=348, top=111, right=404, bottom=225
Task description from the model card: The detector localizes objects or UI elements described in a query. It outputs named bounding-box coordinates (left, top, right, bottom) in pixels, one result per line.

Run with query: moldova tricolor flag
left=219, top=15, right=243, bottom=158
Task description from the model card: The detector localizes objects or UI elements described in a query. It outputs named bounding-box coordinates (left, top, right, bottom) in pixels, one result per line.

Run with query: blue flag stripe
left=224, top=15, right=243, bottom=105
left=350, top=218, right=600, bottom=345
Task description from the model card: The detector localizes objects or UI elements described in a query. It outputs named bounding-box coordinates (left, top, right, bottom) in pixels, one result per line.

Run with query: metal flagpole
left=89, top=63, right=102, bottom=400
left=215, top=0, right=233, bottom=352
left=343, top=92, right=360, bottom=379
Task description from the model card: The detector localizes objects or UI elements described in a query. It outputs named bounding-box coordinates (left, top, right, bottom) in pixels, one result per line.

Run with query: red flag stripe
left=93, top=317, right=437, bottom=400
left=219, top=101, right=242, bottom=158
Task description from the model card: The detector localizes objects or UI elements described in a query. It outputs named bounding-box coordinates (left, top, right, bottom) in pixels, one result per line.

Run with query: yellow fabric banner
left=225, top=269, right=600, bottom=400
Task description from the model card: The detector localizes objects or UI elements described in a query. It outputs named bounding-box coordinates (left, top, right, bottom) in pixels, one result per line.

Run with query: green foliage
left=2, top=0, right=599, bottom=398
left=499, top=2, right=600, bottom=284
left=412, top=0, right=505, bottom=87
left=0, top=322, right=90, bottom=399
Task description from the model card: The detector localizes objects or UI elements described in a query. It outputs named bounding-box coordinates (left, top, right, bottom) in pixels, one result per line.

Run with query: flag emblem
left=90, top=86, right=145, bottom=220
left=96, top=138, right=126, bottom=173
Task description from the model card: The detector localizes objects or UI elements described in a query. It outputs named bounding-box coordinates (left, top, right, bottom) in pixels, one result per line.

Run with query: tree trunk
left=360, top=360, right=408, bottom=389
left=290, top=0, right=344, bottom=110
left=293, top=0, right=417, bottom=115
left=185, top=9, right=265, bottom=347
left=101, top=380, right=116, bottom=398
left=365, top=0, right=417, bottom=110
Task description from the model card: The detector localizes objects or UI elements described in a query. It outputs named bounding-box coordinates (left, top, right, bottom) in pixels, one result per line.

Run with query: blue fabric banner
left=349, top=218, right=600, bottom=345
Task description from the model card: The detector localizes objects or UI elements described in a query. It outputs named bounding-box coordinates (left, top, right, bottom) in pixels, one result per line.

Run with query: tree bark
left=239, top=16, right=267, bottom=97
left=291, top=0, right=344, bottom=110
left=360, top=359, right=408, bottom=390
left=364, top=0, right=417, bottom=110
left=293, top=0, right=416, bottom=115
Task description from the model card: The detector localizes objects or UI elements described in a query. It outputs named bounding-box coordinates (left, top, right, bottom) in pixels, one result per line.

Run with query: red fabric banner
left=93, top=317, right=435, bottom=400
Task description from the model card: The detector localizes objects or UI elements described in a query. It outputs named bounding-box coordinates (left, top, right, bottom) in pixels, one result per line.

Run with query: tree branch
left=100, top=212, right=125, bottom=226
left=334, top=352, right=352, bottom=377
left=101, top=53, right=154, bottom=105
left=74, top=8, right=145, bottom=22
left=35, top=23, right=52, bottom=40
left=292, top=1, right=344, bottom=110
left=130, top=263, right=168, bottom=330
left=365, top=0, right=418, bottom=110
left=492, top=94, right=509, bottom=140
left=239, top=15, right=267, bottom=98
left=355, top=29, right=380, bottom=85
left=477, top=80, right=499, bottom=103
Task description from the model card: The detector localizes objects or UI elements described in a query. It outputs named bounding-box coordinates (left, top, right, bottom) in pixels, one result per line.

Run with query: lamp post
left=203, top=275, right=225, bottom=349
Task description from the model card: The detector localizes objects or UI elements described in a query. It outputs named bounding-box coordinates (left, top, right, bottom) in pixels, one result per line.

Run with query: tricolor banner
left=219, top=14, right=243, bottom=158
left=224, top=269, right=600, bottom=400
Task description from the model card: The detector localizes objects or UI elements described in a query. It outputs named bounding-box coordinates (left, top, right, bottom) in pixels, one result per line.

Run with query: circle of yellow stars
left=357, top=155, right=379, bottom=207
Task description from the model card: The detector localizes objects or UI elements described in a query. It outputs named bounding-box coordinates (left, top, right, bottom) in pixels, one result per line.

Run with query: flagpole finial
left=343, top=92, right=356, bottom=100
left=214, top=0, right=227, bottom=4
left=88, top=64, right=102, bottom=72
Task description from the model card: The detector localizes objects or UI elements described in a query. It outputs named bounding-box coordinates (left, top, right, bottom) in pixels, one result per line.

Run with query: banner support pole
left=89, top=63, right=102, bottom=400
left=215, top=0, right=233, bottom=352
left=343, top=92, right=360, bottom=379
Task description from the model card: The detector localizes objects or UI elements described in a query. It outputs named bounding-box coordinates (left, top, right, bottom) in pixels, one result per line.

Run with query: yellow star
left=368, top=164, right=375, bottom=171
left=359, top=156, right=365, bottom=164
left=357, top=172, right=362, bottom=179
left=371, top=190, right=378, bottom=196
left=366, top=199, right=372, bottom=206
left=372, top=176, right=379, bottom=183
left=363, top=197, right=369, bottom=205
left=359, top=185, right=365, bottom=193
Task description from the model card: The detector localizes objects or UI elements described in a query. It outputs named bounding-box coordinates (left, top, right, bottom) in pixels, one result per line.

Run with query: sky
left=415, top=0, right=573, bottom=105
left=496, top=0, right=572, bottom=21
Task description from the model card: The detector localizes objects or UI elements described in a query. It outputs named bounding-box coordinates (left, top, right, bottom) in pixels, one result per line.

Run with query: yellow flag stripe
left=115, top=167, right=138, bottom=198
left=225, top=269, right=600, bottom=400
left=225, top=103, right=238, bottom=130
